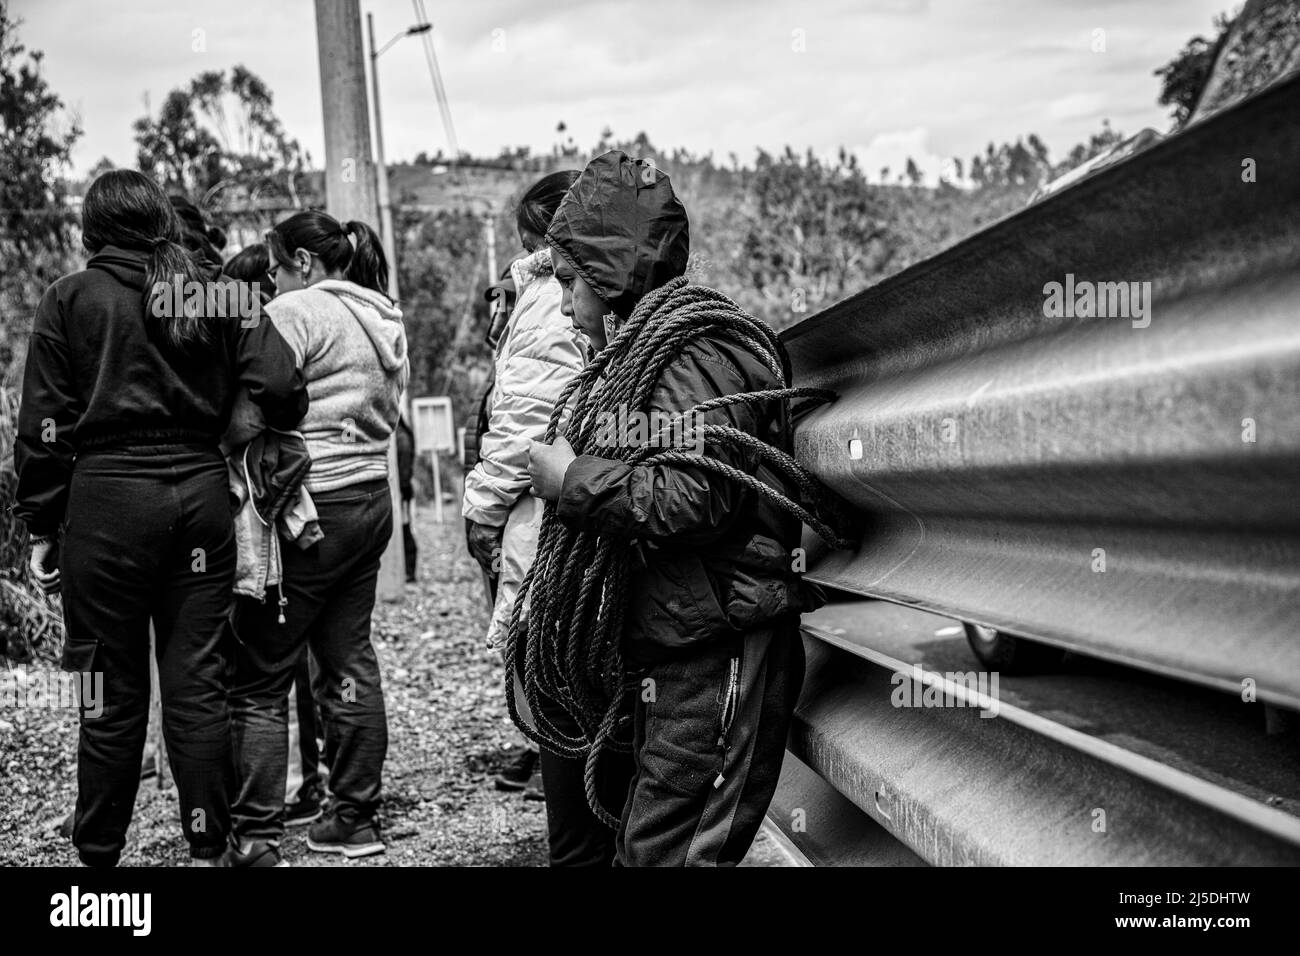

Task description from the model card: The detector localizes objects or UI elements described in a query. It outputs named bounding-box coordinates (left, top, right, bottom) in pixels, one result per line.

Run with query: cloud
left=1047, top=92, right=1107, bottom=121
left=19, top=0, right=1230, bottom=180
left=850, top=127, right=950, bottom=185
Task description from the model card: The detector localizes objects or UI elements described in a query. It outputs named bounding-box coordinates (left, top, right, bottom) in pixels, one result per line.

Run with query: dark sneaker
left=306, top=813, right=385, bottom=859
left=284, top=791, right=324, bottom=828
left=228, top=839, right=289, bottom=868
left=522, top=772, right=545, bottom=802
left=493, top=747, right=539, bottom=791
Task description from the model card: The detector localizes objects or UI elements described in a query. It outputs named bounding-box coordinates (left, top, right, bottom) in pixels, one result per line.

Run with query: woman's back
left=16, top=249, right=306, bottom=536
left=28, top=246, right=303, bottom=450
left=264, top=277, right=408, bottom=493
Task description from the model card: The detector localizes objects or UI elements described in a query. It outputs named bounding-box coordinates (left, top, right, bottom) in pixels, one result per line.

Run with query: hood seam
left=311, top=279, right=401, bottom=319
left=546, top=234, right=613, bottom=310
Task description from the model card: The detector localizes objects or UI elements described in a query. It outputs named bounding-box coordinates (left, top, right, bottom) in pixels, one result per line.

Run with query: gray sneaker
left=306, top=812, right=385, bottom=859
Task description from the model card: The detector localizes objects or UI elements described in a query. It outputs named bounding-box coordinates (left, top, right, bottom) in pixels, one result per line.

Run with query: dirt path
left=0, top=510, right=548, bottom=867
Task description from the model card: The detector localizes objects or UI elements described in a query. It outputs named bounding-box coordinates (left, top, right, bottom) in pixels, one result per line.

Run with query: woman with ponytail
left=13, top=169, right=309, bottom=867
left=228, top=209, right=407, bottom=864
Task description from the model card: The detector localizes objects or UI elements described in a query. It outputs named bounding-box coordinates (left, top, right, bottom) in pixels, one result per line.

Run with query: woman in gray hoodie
left=227, top=211, right=409, bottom=867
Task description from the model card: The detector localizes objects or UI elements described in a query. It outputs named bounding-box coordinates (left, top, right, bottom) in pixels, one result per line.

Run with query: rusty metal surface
left=783, top=75, right=1300, bottom=707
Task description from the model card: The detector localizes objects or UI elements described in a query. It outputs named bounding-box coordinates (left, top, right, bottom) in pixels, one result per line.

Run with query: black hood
left=89, top=241, right=221, bottom=288
left=87, top=245, right=149, bottom=292
left=545, top=150, right=689, bottom=320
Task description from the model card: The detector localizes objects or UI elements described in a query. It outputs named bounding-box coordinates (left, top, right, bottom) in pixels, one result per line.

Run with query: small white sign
left=412, top=396, right=455, bottom=454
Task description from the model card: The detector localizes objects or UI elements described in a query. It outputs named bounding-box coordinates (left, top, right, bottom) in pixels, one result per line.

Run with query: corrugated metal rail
left=779, top=602, right=1300, bottom=865
left=783, top=74, right=1300, bottom=708
left=774, top=75, right=1300, bottom=864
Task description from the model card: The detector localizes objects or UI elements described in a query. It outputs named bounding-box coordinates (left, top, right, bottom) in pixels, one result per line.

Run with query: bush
left=0, top=385, right=63, bottom=663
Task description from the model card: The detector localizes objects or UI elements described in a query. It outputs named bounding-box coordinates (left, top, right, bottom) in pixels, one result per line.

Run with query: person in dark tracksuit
left=13, top=170, right=308, bottom=867
left=527, top=151, right=821, bottom=866
left=222, top=243, right=328, bottom=828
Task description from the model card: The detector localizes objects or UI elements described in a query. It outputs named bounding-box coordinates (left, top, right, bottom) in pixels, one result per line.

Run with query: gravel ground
left=0, top=509, right=549, bottom=867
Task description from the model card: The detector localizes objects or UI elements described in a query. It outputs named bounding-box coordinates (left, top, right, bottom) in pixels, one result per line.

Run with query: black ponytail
left=342, top=220, right=389, bottom=297
left=267, top=210, right=390, bottom=300
left=82, top=170, right=216, bottom=354
left=516, top=169, right=581, bottom=238
left=144, top=238, right=216, bottom=353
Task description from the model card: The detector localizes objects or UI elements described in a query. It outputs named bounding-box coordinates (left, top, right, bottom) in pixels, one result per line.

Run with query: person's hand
left=527, top=436, right=576, bottom=502
left=465, top=519, right=503, bottom=572
left=29, top=538, right=61, bottom=595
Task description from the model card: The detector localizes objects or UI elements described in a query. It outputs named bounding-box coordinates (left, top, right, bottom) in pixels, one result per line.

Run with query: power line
left=412, top=0, right=459, bottom=159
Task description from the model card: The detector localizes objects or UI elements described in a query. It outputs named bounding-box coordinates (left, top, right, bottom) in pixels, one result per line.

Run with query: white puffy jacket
left=462, top=248, right=587, bottom=646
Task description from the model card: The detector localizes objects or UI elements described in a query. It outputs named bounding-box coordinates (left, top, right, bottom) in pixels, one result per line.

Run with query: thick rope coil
left=504, top=277, right=855, bottom=825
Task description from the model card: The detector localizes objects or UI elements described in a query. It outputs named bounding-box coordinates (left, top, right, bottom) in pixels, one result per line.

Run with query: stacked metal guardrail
left=778, top=74, right=1300, bottom=865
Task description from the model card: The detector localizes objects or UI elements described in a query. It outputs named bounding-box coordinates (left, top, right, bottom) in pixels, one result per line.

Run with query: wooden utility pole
left=315, top=0, right=406, bottom=602
left=315, top=0, right=377, bottom=225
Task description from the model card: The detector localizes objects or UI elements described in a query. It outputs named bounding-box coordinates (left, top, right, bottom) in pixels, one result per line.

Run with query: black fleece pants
left=616, top=620, right=805, bottom=866
left=229, top=479, right=391, bottom=844
left=60, top=444, right=236, bottom=866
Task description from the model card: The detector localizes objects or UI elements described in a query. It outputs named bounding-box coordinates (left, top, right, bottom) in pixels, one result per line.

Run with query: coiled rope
left=503, top=277, right=854, bottom=826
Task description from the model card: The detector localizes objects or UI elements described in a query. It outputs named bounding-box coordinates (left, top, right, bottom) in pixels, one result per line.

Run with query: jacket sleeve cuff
left=556, top=454, right=619, bottom=526
left=462, top=502, right=509, bottom=527
left=461, top=472, right=515, bottom=527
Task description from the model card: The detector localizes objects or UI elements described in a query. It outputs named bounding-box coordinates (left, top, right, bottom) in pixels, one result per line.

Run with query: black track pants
left=616, top=621, right=805, bottom=867
left=229, top=479, right=391, bottom=844
left=535, top=689, right=636, bottom=867
left=60, top=444, right=236, bottom=866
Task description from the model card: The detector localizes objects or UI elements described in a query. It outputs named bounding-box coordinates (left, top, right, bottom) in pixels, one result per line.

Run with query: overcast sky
left=16, top=0, right=1231, bottom=183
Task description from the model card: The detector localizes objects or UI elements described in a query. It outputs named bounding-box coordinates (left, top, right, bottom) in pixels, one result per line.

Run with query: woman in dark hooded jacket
left=519, top=151, right=825, bottom=867
left=13, top=169, right=308, bottom=866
